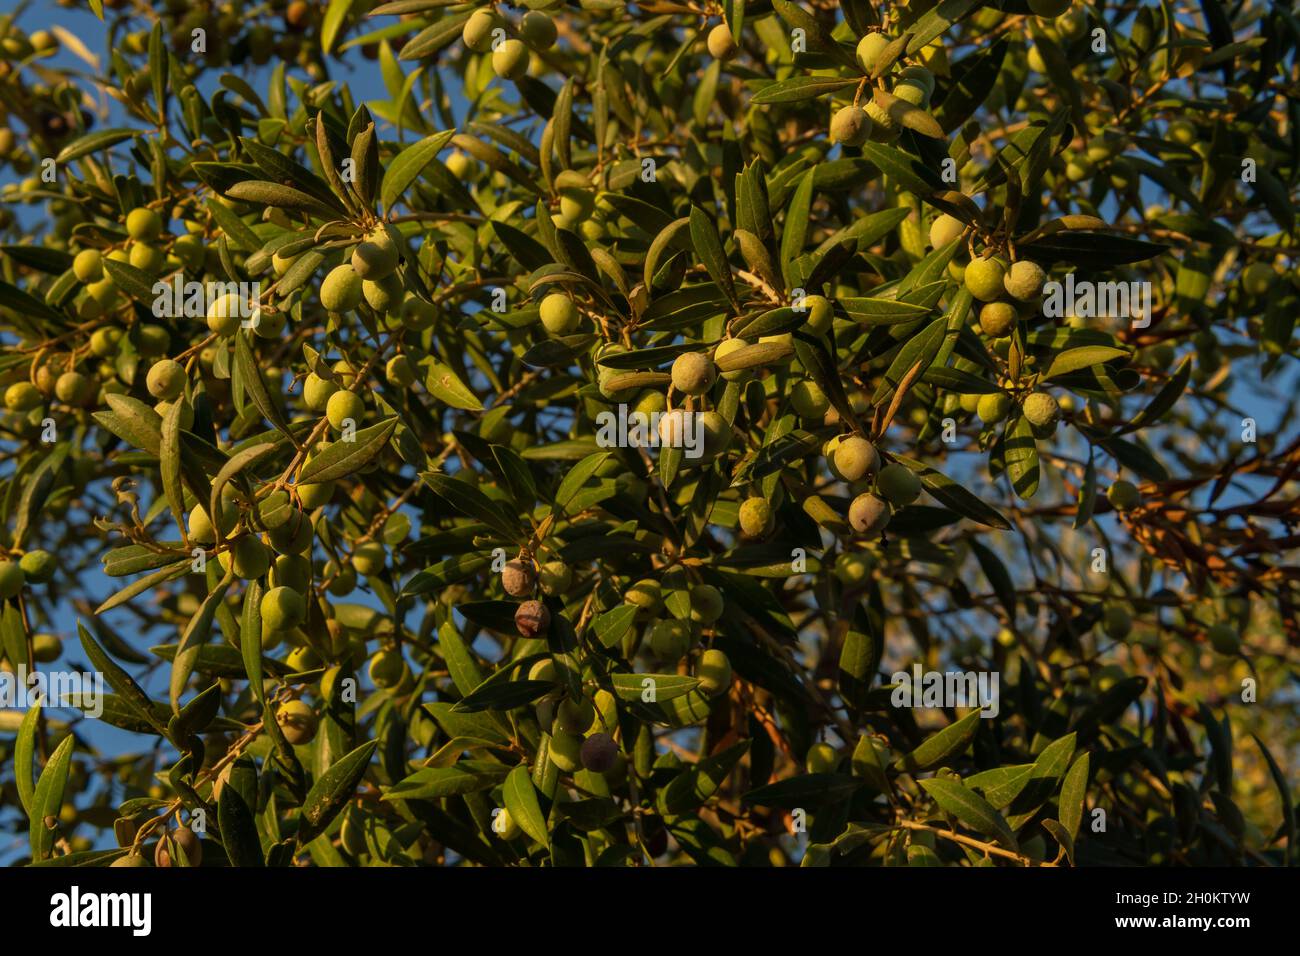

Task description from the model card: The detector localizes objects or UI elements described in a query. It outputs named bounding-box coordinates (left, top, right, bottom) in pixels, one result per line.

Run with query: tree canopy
left=0, top=0, right=1296, bottom=868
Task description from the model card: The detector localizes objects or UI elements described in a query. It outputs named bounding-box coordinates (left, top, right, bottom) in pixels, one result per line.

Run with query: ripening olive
left=670, top=352, right=716, bottom=395
left=276, top=699, right=318, bottom=745
left=848, top=493, right=891, bottom=535
left=501, top=559, right=535, bottom=597
left=580, top=732, right=619, bottom=773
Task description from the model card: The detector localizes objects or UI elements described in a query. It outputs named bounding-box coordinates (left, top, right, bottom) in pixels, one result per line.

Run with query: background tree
left=0, top=0, right=1296, bottom=867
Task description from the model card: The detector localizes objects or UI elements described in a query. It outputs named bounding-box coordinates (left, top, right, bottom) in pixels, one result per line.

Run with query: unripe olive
left=580, top=732, right=619, bottom=773
left=671, top=351, right=717, bottom=395
left=1239, top=262, right=1275, bottom=297
left=805, top=742, right=838, bottom=774
left=855, top=32, right=891, bottom=72
left=964, top=257, right=1007, bottom=302
left=1206, top=624, right=1240, bottom=655
left=1106, top=479, right=1140, bottom=512
left=877, top=462, right=921, bottom=507
left=72, top=248, right=102, bottom=282
left=978, top=301, right=1017, bottom=338
left=320, top=263, right=364, bottom=312
left=1022, top=392, right=1060, bottom=428
left=369, top=649, right=405, bottom=688
left=707, top=23, right=739, bottom=61
left=401, top=296, right=438, bottom=330
left=515, top=599, right=551, bottom=637
left=713, top=338, right=751, bottom=382
left=385, top=354, right=416, bottom=388
left=270, top=553, right=312, bottom=593
left=326, top=390, right=365, bottom=432
left=538, top=560, right=572, bottom=595
left=111, top=851, right=149, bottom=868
left=19, top=549, right=55, bottom=583
left=648, top=618, right=693, bottom=660
left=261, top=586, right=306, bottom=632
left=864, top=100, right=898, bottom=139
left=897, top=65, right=936, bottom=97
left=555, top=696, right=595, bottom=735
left=548, top=730, right=582, bottom=772
left=206, top=292, right=244, bottom=336
left=520, top=11, right=557, bottom=50
left=539, top=292, right=579, bottom=334
left=689, top=584, right=724, bottom=625
left=4, top=382, right=41, bottom=412
left=50, top=370, right=91, bottom=408
left=302, top=372, right=338, bottom=411
left=738, top=496, right=773, bottom=538
left=90, top=327, right=121, bottom=357
left=805, top=294, right=834, bottom=334
left=848, top=493, right=891, bottom=534
left=146, top=359, right=186, bottom=400
left=833, top=551, right=874, bottom=587
left=0, top=561, right=22, bottom=599
left=462, top=9, right=499, bottom=52
left=218, top=535, right=271, bottom=580
left=187, top=500, right=237, bottom=545
left=1102, top=605, right=1132, bottom=639
left=1004, top=260, right=1047, bottom=301
left=893, top=78, right=929, bottom=107
left=125, top=207, right=162, bottom=242
left=32, top=632, right=61, bottom=662
left=351, top=225, right=400, bottom=280
left=492, top=38, right=530, bottom=80
left=832, top=435, right=879, bottom=482
left=529, top=658, right=558, bottom=683
left=625, top=578, right=663, bottom=618
left=128, top=242, right=165, bottom=274
left=976, top=392, right=1011, bottom=424
left=324, top=559, right=357, bottom=596
left=363, top=274, right=404, bottom=314
left=350, top=541, right=386, bottom=577
left=830, top=105, right=872, bottom=147
left=790, top=379, right=829, bottom=419
left=271, top=248, right=298, bottom=277
left=697, top=410, right=731, bottom=459
left=296, top=478, right=335, bottom=511
left=695, top=648, right=732, bottom=696
left=276, top=699, right=318, bottom=745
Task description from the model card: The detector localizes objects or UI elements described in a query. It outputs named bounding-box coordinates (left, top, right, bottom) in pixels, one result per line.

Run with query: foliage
left=0, top=0, right=1296, bottom=868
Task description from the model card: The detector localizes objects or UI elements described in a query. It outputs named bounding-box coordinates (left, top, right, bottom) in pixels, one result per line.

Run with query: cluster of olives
left=0, top=549, right=56, bottom=602
left=928, top=215, right=1068, bottom=434
left=462, top=4, right=560, bottom=81
left=830, top=34, right=939, bottom=148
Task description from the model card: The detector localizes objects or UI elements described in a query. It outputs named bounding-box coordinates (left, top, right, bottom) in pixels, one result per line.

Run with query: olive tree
left=0, top=0, right=1296, bottom=868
